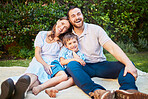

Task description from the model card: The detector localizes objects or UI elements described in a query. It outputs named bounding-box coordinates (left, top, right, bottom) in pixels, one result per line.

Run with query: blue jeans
left=66, top=61, right=138, bottom=95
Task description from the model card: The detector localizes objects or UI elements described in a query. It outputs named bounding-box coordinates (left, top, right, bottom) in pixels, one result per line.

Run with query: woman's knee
left=25, top=73, right=38, bottom=82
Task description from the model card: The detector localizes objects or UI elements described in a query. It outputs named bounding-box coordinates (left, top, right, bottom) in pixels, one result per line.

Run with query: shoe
left=115, top=90, right=148, bottom=99
left=0, top=78, right=15, bottom=99
left=89, top=89, right=115, bottom=99
left=13, top=75, right=30, bottom=99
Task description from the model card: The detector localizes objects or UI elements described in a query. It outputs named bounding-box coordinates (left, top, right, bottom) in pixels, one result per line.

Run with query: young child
left=45, top=33, right=86, bottom=98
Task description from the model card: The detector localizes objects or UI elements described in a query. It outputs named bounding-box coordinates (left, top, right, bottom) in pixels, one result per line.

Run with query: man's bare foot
left=45, top=87, right=59, bottom=98
left=32, top=85, right=42, bottom=95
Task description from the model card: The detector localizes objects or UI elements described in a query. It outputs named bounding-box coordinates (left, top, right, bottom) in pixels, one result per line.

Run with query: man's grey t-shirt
left=72, top=23, right=111, bottom=63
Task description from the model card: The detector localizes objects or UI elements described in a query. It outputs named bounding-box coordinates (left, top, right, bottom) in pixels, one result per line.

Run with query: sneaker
left=89, top=89, right=115, bottom=99
left=0, top=78, right=15, bottom=99
left=13, top=75, right=30, bottom=99
left=115, top=90, right=148, bottom=99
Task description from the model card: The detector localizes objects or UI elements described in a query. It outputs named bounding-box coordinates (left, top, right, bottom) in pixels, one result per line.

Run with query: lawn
left=0, top=59, right=31, bottom=67
left=0, top=52, right=148, bottom=73
left=105, top=52, right=148, bottom=73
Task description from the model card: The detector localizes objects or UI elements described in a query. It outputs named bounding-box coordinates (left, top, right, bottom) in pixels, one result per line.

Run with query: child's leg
left=32, top=71, right=68, bottom=95
left=45, top=77, right=74, bottom=98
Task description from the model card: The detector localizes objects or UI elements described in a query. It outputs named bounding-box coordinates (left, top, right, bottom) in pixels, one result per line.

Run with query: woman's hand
left=44, top=64, right=55, bottom=75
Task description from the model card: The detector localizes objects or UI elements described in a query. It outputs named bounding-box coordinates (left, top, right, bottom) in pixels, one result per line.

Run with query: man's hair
left=62, top=33, right=78, bottom=46
left=67, top=5, right=82, bottom=18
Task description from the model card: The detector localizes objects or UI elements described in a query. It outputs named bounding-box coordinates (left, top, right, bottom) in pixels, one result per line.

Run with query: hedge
left=0, top=1, right=67, bottom=50
left=0, top=0, right=147, bottom=58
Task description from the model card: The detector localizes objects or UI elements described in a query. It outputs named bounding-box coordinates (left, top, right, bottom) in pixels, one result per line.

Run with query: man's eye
left=78, top=12, right=81, bottom=16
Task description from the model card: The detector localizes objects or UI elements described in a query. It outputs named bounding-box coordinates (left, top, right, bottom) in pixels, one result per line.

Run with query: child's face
left=65, top=38, right=79, bottom=52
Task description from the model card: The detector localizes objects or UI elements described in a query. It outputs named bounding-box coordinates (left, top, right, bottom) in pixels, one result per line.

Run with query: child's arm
left=73, top=51, right=80, bottom=58
left=73, top=51, right=86, bottom=66
left=60, top=52, right=86, bottom=66
left=60, top=57, right=76, bottom=66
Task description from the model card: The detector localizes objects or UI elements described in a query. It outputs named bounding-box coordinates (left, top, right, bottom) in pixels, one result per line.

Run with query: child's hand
left=75, top=58, right=86, bottom=66
left=73, top=51, right=80, bottom=58
left=44, top=65, right=55, bottom=75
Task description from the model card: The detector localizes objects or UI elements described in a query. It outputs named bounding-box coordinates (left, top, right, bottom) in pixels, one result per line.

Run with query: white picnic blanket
left=0, top=67, right=148, bottom=99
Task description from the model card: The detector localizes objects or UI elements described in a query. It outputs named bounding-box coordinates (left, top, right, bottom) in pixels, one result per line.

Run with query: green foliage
left=116, top=41, right=138, bottom=53
left=17, top=48, right=34, bottom=59
left=8, top=46, right=21, bottom=59
left=63, top=0, right=148, bottom=43
left=104, top=41, right=138, bottom=54
left=136, top=38, right=148, bottom=51
left=0, top=51, right=4, bottom=58
left=0, top=1, right=66, bottom=50
left=0, top=0, right=148, bottom=59
left=137, top=38, right=147, bottom=49
left=7, top=46, right=34, bottom=59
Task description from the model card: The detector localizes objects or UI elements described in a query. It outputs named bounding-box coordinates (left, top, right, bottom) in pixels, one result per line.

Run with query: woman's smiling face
left=55, top=19, right=70, bottom=36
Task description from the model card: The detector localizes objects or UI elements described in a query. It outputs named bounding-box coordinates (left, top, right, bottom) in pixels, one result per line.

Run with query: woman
left=0, top=16, right=72, bottom=99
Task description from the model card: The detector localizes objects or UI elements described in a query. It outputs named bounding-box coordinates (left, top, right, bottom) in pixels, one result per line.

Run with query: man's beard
left=73, top=21, right=84, bottom=28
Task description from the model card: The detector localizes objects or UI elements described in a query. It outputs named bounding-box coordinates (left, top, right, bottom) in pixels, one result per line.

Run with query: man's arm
left=103, top=40, right=137, bottom=80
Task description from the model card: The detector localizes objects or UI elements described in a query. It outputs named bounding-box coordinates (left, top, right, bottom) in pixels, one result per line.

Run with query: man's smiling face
left=68, top=8, right=84, bottom=28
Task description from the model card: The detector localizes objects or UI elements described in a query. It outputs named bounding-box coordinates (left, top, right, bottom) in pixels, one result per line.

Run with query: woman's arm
left=35, top=46, right=54, bottom=75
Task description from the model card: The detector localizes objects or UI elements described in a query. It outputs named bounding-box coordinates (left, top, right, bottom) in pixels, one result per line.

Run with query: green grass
left=105, top=52, right=148, bottom=73
left=0, top=59, right=31, bottom=67
left=0, top=52, right=148, bottom=73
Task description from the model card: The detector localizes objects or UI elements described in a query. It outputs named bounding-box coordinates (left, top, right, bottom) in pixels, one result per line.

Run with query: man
left=66, top=6, right=148, bottom=99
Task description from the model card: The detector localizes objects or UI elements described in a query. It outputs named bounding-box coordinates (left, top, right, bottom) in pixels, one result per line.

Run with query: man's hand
left=123, top=63, right=138, bottom=80
left=44, top=65, right=55, bottom=75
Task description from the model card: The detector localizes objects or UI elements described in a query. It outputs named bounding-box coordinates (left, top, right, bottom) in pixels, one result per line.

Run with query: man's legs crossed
left=67, top=61, right=125, bottom=99
left=93, top=61, right=137, bottom=89
left=98, top=61, right=148, bottom=99
left=67, top=61, right=141, bottom=98
left=93, top=61, right=137, bottom=90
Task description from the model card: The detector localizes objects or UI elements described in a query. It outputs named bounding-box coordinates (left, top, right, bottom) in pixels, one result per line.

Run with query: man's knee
left=66, top=61, right=81, bottom=71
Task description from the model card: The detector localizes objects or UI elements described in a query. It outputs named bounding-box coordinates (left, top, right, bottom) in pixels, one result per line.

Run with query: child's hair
left=62, top=33, right=78, bottom=46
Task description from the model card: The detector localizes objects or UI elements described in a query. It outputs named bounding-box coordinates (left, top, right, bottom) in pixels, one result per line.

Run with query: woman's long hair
left=48, top=17, right=72, bottom=41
